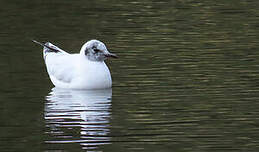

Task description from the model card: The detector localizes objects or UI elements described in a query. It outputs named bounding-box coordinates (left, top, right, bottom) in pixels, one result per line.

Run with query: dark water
left=1, top=0, right=259, bottom=151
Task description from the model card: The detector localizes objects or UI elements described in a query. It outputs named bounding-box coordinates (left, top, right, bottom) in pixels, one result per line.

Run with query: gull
left=32, top=39, right=118, bottom=89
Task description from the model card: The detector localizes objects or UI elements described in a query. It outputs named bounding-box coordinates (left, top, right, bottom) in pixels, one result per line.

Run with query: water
left=45, top=88, right=112, bottom=150
left=1, top=0, right=259, bottom=151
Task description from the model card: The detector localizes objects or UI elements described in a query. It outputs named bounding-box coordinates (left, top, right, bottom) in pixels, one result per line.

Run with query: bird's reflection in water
left=44, top=87, right=112, bottom=150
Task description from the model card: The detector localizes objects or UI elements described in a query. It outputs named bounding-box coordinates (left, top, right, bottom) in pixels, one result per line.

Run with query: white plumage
left=33, top=40, right=117, bottom=89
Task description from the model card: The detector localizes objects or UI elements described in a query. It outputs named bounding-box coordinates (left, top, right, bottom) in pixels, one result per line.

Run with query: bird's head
left=80, top=40, right=118, bottom=62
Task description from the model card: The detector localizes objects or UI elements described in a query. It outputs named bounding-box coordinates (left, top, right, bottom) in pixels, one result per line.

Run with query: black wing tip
left=31, top=39, right=38, bottom=43
left=32, top=39, right=60, bottom=53
left=32, top=39, right=45, bottom=46
left=31, top=39, right=39, bottom=43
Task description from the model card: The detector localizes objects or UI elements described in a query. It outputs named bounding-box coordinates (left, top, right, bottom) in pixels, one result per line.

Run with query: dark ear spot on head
left=85, top=49, right=88, bottom=55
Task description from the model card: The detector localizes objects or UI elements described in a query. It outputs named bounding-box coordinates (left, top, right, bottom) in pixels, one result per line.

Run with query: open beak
left=105, top=52, right=118, bottom=59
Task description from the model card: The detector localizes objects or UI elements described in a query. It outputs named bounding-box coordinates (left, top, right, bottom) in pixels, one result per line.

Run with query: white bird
left=33, top=39, right=118, bottom=89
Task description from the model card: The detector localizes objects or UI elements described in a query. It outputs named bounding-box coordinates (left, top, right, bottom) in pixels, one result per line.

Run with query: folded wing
left=43, top=42, right=76, bottom=84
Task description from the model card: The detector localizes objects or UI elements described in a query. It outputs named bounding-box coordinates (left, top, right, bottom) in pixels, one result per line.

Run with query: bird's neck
left=80, top=55, right=105, bottom=66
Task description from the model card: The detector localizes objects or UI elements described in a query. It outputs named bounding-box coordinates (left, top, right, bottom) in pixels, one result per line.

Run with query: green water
left=1, top=0, right=259, bottom=151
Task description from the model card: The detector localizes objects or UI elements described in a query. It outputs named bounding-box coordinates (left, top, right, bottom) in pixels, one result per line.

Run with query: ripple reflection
left=44, top=87, right=112, bottom=150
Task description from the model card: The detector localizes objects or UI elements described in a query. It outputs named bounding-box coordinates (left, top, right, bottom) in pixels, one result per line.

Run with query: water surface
left=1, top=0, right=259, bottom=151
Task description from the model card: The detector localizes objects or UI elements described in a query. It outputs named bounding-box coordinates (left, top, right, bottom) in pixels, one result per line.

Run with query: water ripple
left=44, top=88, right=112, bottom=150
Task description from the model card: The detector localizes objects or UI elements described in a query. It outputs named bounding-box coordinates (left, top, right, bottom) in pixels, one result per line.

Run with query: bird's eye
left=93, top=48, right=101, bottom=53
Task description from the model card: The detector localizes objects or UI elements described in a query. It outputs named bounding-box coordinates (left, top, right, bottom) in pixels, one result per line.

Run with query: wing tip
left=32, top=39, right=61, bottom=54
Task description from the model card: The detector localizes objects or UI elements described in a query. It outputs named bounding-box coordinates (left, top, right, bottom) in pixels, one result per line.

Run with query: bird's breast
left=72, top=61, right=112, bottom=89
